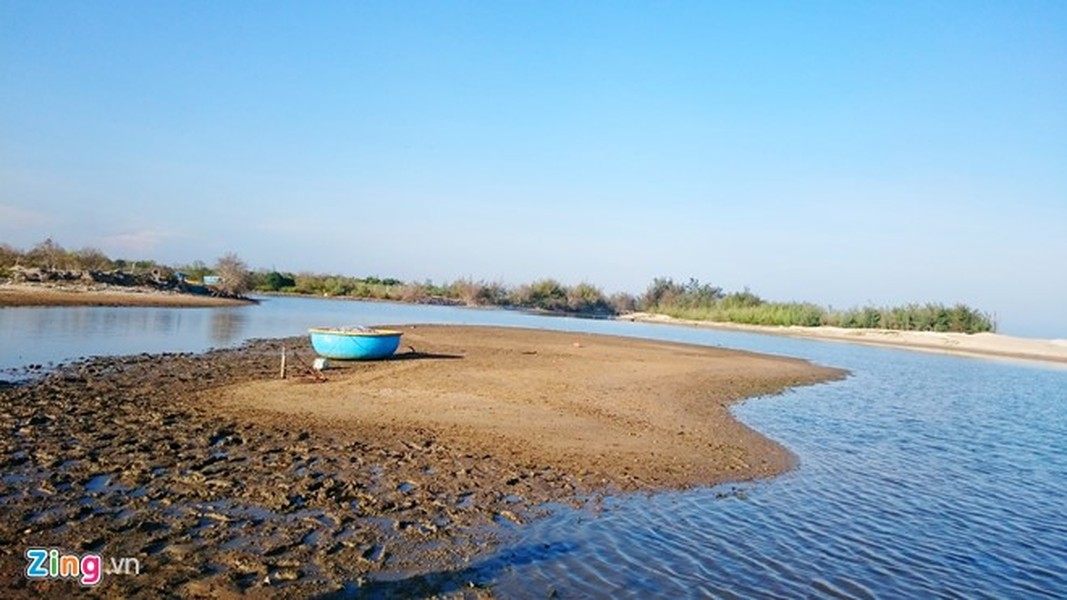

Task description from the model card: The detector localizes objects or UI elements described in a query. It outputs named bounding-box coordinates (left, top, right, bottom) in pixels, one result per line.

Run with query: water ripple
left=476, top=343, right=1067, bottom=598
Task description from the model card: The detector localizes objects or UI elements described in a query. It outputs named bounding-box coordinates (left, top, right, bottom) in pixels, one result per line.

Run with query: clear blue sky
left=2, top=1, right=1065, bottom=337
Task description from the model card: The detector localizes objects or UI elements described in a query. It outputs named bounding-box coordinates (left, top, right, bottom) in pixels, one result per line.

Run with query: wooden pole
left=279, top=347, right=287, bottom=379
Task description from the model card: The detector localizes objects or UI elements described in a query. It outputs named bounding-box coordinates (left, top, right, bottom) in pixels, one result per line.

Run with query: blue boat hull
left=308, top=328, right=402, bottom=360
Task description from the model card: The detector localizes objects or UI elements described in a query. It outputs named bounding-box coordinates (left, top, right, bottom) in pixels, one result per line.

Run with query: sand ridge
left=215, top=325, right=847, bottom=489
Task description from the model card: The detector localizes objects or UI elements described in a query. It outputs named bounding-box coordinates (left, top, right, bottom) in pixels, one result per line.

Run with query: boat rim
left=308, top=327, right=403, bottom=337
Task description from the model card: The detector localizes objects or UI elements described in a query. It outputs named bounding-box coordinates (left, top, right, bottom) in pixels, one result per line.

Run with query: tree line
left=0, top=239, right=252, bottom=297
left=0, top=239, right=996, bottom=332
left=640, top=277, right=996, bottom=333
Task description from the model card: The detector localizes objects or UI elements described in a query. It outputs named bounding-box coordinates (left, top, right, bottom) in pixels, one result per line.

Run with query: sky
left=1, top=1, right=1065, bottom=337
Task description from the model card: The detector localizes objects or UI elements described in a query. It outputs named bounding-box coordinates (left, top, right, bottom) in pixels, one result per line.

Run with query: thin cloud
left=0, top=203, right=56, bottom=231
left=253, top=217, right=323, bottom=235
left=98, top=230, right=173, bottom=256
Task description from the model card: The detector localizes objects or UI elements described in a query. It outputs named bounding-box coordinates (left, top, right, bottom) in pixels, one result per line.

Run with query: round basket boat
left=308, top=327, right=403, bottom=360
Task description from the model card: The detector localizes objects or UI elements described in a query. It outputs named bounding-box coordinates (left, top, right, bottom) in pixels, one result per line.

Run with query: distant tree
left=514, top=278, right=568, bottom=311
left=681, top=278, right=724, bottom=308
left=641, top=277, right=685, bottom=309
left=448, top=278, right=482, bottom=306
left=0, top=243, right=20, bottom=267
left=398, top=283, right=429, bottom=303
left=566, top=282, right=609, bottom=313
left=73, top=247, right=112, bottom=271
left=263, top=271, right=296, bottom=291
left=26, top=238, right=67, bottom=270
left=128, top=259, right=159, bottom=272
left=720, top=288, right=763, bottom=309
left=182, top=260, right=212, bottom=281
left=475, top=280, right=509, bottom=306
left=608, top=292, right=638, bottom=314
left=363, top=275, right=403, bottom=287
left=215, top=252, right=251, bottom=296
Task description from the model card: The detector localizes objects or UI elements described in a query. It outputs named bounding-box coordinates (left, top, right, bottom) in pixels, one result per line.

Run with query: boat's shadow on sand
left=388, top=349, right=464, bottom=361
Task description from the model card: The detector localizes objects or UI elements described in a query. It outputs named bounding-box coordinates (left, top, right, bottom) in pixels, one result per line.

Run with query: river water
left=2, top=296, right=1065, bottom=598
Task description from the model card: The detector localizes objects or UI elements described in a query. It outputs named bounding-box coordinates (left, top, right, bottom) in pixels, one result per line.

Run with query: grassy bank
left=644, top=278, right=995, bottom=334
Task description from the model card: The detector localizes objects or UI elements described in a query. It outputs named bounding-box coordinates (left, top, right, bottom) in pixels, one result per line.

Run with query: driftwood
left=9, top=266, right=176, bottom=287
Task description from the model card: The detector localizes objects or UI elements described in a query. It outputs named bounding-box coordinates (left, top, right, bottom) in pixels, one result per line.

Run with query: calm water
left=0, top=295, right=566, bottom=375
left=2, top=297, right=1065, bottom=598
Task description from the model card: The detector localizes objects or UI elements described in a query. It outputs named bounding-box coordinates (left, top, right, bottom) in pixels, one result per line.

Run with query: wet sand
left=622, top=313, right=1067, bottom=365
left=0, top=283, right=251, bottom=308
left=0, top=325, right=843, bottom=597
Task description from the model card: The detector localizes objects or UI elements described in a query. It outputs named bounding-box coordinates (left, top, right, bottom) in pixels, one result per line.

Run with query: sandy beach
left=0, top=283, right=252, bottom=308
left=621, top=313, right=1067, bottom=366
left=0, top=325, right=843, bottom=597
left=218, top=325, right=845, bottom=489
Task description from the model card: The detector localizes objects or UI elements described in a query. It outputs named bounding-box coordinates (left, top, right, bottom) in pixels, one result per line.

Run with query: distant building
left=203, top=275, right=221, bottom=286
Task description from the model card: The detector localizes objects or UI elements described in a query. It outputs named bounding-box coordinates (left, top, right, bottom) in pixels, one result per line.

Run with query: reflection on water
left=1, top=306, right=189, bottom=371
left=2, top=296, right=1066, bottom=597
left=20, top=306, right=176, bottom=339
left=209, top=309, right=247, bottom=345
left=0, top=296, right=586, bottom=374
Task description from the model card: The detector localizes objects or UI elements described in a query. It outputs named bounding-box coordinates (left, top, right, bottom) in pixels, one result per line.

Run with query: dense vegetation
left=0, top=239, right=252, bottom=297
left=0, top=238, right=159, bottom=273
left=245, top=273, right=620, bottom=315
left=642, top=277, right=996, bottom=333
left=0, top=240, right=616, bottom=314
left=0, top=239, right=996, bottom=332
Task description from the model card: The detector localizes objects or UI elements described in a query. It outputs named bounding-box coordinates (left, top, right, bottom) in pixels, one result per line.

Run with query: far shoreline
left=619, top=312, right=1067, bottom=366
left=0, top=282, right=255, bottom=308
left=6, top=281, right=1065, bottom=366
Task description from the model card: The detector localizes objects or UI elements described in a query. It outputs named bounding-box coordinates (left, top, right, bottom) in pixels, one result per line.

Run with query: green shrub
left=643, top=274, right=993, bottom=333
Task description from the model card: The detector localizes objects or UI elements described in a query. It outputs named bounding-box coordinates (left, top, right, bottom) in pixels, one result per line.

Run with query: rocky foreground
left=0, top=342, right=545, bottom=598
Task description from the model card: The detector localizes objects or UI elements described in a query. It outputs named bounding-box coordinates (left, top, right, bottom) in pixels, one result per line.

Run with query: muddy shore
left=0, top=326, right=844, bottom=597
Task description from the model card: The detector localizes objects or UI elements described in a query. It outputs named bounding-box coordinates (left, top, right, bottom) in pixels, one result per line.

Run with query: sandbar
left=0, top=324, right=843, bottom=597
left=621, top=313, right=1067, bottom=366
left=216, top=325, right=846, bottom=489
